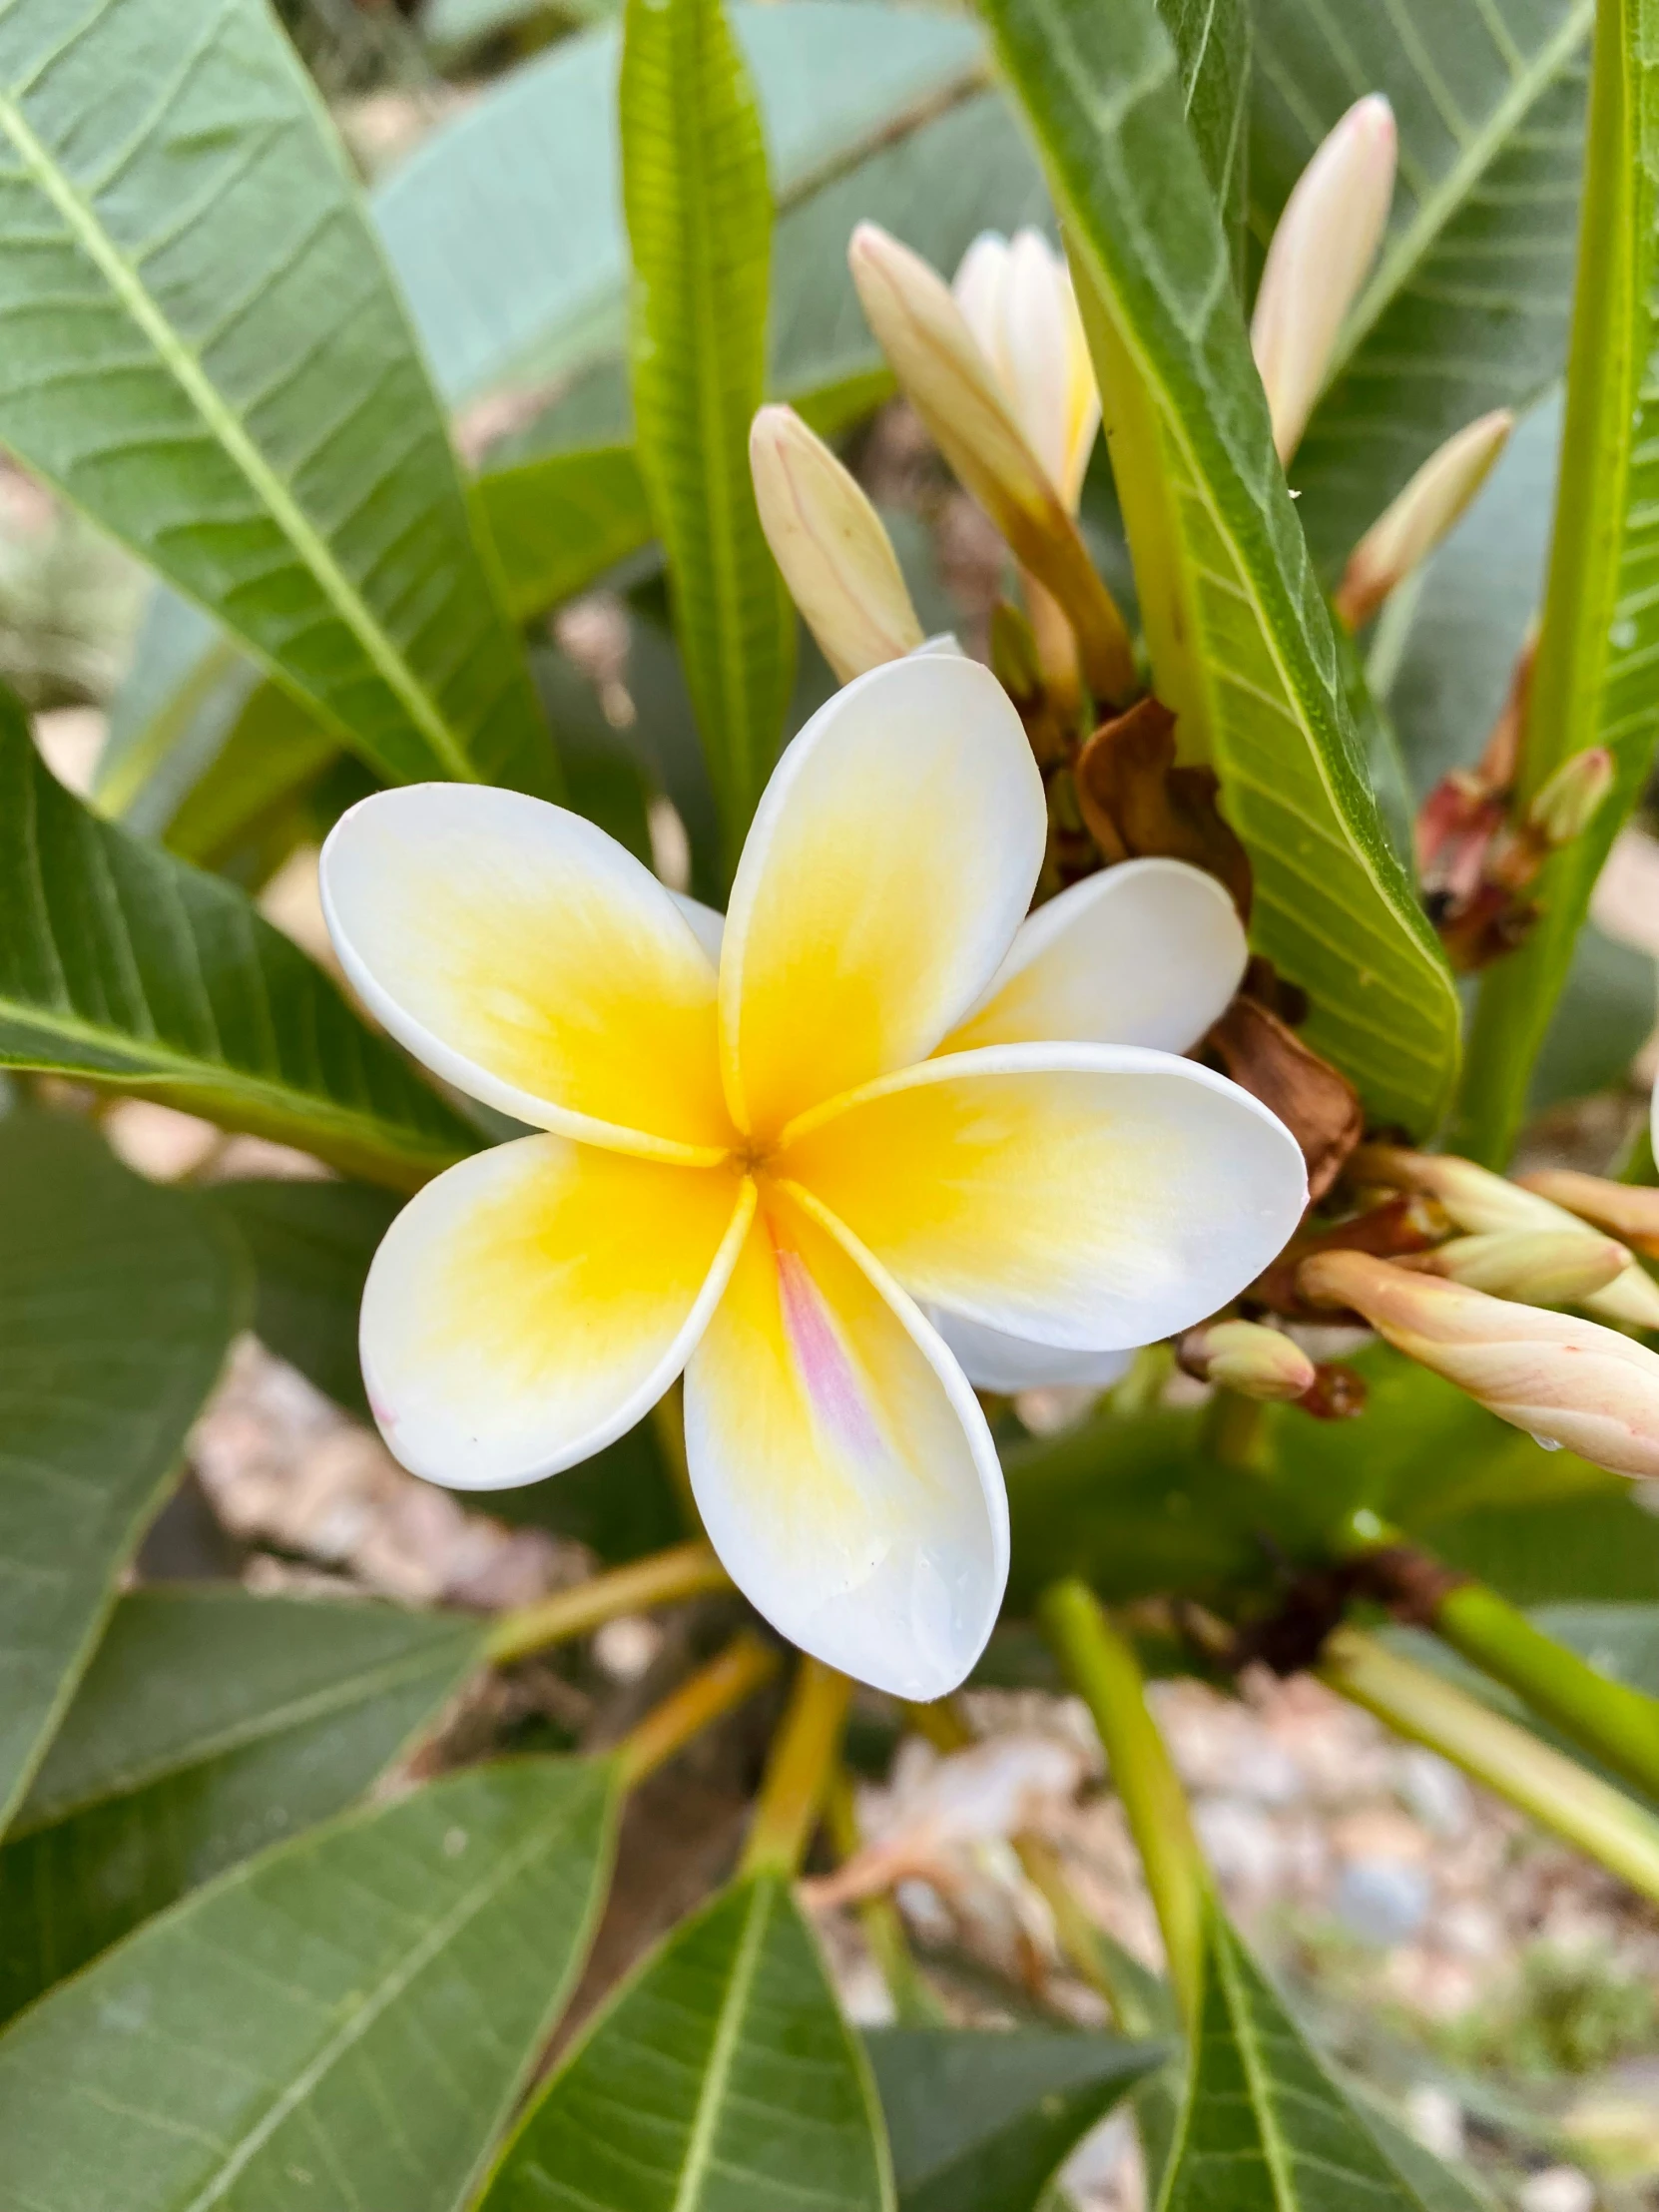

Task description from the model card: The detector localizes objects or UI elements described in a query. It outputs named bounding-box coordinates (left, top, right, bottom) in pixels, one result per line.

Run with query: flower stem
left=484, top=1540, right=733, bottom=1667
left=824, top=1769, right=944, bottom=2023
left=1202, top=1386, right=1270, bottom=1472
left=1319, top=1624, right=1659, bottom=1907
left=614, top=1630, right=781, bottom=1788
left=741, top=1658, right=853, bottom=1878
left=1037, top=1578, right=1206, bottom=2026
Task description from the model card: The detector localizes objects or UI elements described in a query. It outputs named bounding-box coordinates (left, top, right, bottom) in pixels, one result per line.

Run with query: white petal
left=685, top=1185, right=1007, bottom=1699
left=945, top=857, right=1248, bottom=1055
left=928, top=1308, right=1134, bottom=1393
left=720, top=653, right=1045, bottom=1141
left=321, top=786, right=732, bottom=1162
left=780, top=1042, right=1308, bottom=1351
left=952, top=231, right=1011, bottom=380
left=670, top=890, right=726, bottom=962
left=361, top=1134, right=752, bottom=1489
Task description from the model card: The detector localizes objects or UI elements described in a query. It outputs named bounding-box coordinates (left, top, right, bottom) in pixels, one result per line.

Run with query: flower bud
left=1251, top=94, right=1396, bottom=465
left=847, top=222, right=1135, bottom=704
left=953, top=229, right=1101, bottom=513
left=1334, top=409, right=1512, bottom=630
left=1518, top=1170, right=1659, bottom=1260
left=1405, top=1229, right=1630, bottom=1307
left=1526, top=746, right=1614, bottom=849
left=1181, top=1319, right=1317, bottom=1400
left=749, top=405, right=923, bottom=682
left=1298, top=1251, right=1659, bottom=1477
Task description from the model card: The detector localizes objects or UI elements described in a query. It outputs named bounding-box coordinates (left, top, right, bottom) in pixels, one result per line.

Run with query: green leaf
left=1456, top=0, right=1659, bottom=1164
left=479, top=1871, right=892, bottom=2212
left=0, top=1758, right=617, bottom=2212
left=865, top=2025, right=1162, bottom=2212
left=485, top=443, right=657, bottom=623
left=205, top=1179, right=400, bottom=1415
left=0, top=1587, right=482, bottom=2023
left=979, top=0, right=1462, bottom=1135
left=0, top=0, right=553, bottom=797
left=1527, top=921, right=1655, bottom=1113
left=1250, top=0, right=1592, bottom=573
left=620, top=0, right=794, bottom=865
left=0, top=696, right=479, bottom=1186
left=1157, top=0, right=1250, bottom=286
left=0, top=1113, right=243, bottom=1829
left=1160, top=1907, right=1478, bottom=2212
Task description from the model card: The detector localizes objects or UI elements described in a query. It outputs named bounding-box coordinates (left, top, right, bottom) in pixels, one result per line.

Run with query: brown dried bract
left=1203, top=995, right=1363, bottom=1205
left=1074, top=697, right=1254, bottom=917
left=1250, top=1192, right=1445, bottom=1317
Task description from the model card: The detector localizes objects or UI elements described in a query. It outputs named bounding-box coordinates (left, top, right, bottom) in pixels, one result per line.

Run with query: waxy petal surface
left=782, top=1045, right=1307, bottom=1351
left=685, top=1186, right=1007, bottom=1698
left=719, top=655, right=1045, bottom=1141
left=930, top=1308, right=1134, bottom=1393
left=322, top=786, right=732, bottom=1160
left=945, top=857, right=1248, bottom=1056
left=361, top=1134, right=751, bottom=1488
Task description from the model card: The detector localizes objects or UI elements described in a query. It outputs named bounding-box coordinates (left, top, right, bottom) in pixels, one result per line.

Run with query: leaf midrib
left=670, top=1876, right=774, bottom=2212
left=0, top=64, right=478, bottom=783
left=1320, top=0, right=1594, bottom=395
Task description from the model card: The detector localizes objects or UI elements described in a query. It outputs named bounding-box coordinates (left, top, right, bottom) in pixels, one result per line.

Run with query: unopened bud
left=1334, top=409, right=1512, bottom=630
left=1251, top=94, right=1396, bottom=465
left=1518, top=1170, right=1659, bottom=1261
left=749, top=405, right=922, bottom=682
left=1298, top=1251, right=1659, bottom=1477
left=1405, top=1230, right=1630, bottom=1307
left=953, top=229, right=1101, bottom=513
left=1181, top=1320, right=1317, bottom=1400
left=848, top=223, right=1135, bottom=704
left=1526, top=747, right=1614, bottom=848
left=1353, top=1144, right=1659, bottom=1332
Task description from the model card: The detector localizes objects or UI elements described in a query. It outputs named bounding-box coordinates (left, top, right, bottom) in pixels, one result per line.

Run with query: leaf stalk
left=740, top=1657, right=853, bottom=1877
left=484, top=1540, right=732, bottom=1667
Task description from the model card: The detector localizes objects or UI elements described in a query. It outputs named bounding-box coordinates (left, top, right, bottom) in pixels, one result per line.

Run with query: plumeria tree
left=0, top=0, right=1657, bottom=2204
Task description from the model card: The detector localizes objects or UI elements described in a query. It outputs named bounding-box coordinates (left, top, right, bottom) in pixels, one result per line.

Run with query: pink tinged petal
left=320, top=785, right=732, bottom=1163
left=684, top=1187, right=1008, bottom=1699
left=780, top=1043, right=1309, bottom=1352
left=360, top=1133, right=753, bottom=1489
left=928, top=1308, right=1134, bottom=1393
left=719, top=653, right=1046, bottom=1142
left=944, top=856, right=1249, bottom=1056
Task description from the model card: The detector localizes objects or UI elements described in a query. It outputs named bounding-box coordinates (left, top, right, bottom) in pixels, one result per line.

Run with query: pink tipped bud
left=1405, top=1229, right=1630, bottom=1307
left=1181, top=1320, right=1317, bottom=1400
left=1518, top=1170, right=1659, bottom=1261
left=1251, top=95, right=1396, bottom=465
left=847, top=222, right=1134, bottom=704
left=1335, top=409, right=1512, bottom=630
left=1298, top=1251, right=1659, bottom=1477
left=749, top=405, right=923, bottom=682
left=1527, top=747, right=1614, bottom=848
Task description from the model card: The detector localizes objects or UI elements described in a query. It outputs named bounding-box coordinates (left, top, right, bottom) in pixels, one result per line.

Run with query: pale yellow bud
left=1406, top=1230, right=1630, bottom=1307
left=749, top=405, right=923, bottom=683
left=1251, top=94, right=1396, bottom=465
left=1518, top=1170, right=1659, bottom=1260
left=1354, top=1145, right=1659, bottom=1332
left=1181, top=1320, right=1316, bottom=1400
left=953, top=229, right=1101, bottom=513
left=1527, top=746, right=1614, bottom=847
left=1299, top=1251, right=1659, bottom=1477
left=1334, top=409, right=1512, bottom=630
left=848, top=222, right=1135, bottom=704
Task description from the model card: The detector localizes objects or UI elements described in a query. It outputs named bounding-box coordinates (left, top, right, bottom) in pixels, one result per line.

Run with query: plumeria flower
left=321, top=654, right=1306, bottom=1697
left=953, top=228, right=1100, bottom=514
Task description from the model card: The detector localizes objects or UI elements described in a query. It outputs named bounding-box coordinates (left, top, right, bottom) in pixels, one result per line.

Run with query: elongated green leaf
left=1160, top=1909, right=1477, bottom=2212
left=1456, top=0, right=1659, bottom=1163
left=1158, top=0, right=1250, bottom=284
left=0, top=1758, right=617, bottom=2212
left=980, top=0, right=1461, bottom=1134
left=866, top=2026, right=1161, bottom=2212
left=0, top=698, right=478, bottom=1185
left=0, top=0, right=553, bottom=797
left=479, top=1872, right=892, bottom=2211
left=0, top=1114, right=243, bottom=1830
left=621, top=0, right=794, bottom=864
left=0, top=1588, right=481, bottom=2023
left=207, top=1179, right=400, bottom=1415
left=1251, top=0, right=1591, bottom=572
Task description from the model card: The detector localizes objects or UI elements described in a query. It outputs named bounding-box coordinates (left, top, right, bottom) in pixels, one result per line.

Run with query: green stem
left=485, top=1539, right=733, bottom=1667
left=1320, top=1626, right=1659, bottom=1907
left=1202, top=1387, right=1270, bottom=1472
left=615, top=1631, right=781, bottom=1787
left=825, top=1770, right=944, bottom=2024
left=740, top=1657, right=852, bottom=1878
left=1038, top=1579, right=1206, bottom=2026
